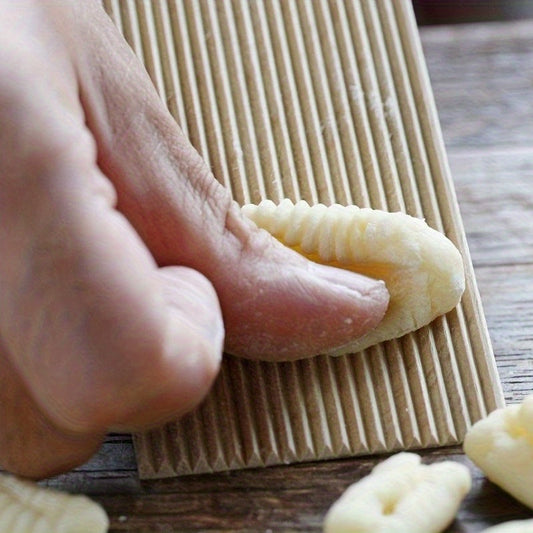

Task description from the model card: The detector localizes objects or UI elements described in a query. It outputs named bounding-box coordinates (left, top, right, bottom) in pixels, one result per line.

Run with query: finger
left=75, top=2, right=389, bottom=361
left=0, top=74, right=223, bottom=439
left=1, top=157, right=223, bottom=435
left=0, top=339, right=103, bottom=479
left=118, top=265, right=224, bottom=431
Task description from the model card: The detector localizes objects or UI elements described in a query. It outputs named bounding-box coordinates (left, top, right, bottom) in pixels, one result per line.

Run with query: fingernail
left=307, top=262, right=388, bottom=301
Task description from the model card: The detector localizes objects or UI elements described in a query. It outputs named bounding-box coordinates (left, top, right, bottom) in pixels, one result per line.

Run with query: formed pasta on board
left=242, top=199, right=465, bottom=356
left=0, top=473, right=108, bottom=533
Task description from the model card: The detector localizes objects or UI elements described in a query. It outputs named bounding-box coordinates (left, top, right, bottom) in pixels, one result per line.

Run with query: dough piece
left=242, top=199, right=465, bottom=355
left=0, top=473, right=108, bottom=532
left=323, top=452, right=471, bottom=533
left=464, top=395, right=533, bottom=510
left=483, top=520, right=533, bottom=533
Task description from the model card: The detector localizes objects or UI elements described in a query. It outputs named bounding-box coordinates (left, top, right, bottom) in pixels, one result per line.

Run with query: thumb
left=77, top=2, right=389, bottom=361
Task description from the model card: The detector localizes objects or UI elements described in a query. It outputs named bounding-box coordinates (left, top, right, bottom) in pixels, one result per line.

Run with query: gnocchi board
left=102, top=0, right=505, bottom=479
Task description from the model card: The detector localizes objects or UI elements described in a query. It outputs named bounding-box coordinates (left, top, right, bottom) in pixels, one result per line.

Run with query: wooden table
left=45, top=19, right=533, bottom=532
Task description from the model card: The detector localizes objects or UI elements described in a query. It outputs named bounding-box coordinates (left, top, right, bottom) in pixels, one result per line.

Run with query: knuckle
left=220, top=198, right=282, bottom=267
left=0, top=61, right=92, bottom=180
left=183, top=156, right=233, bottom=222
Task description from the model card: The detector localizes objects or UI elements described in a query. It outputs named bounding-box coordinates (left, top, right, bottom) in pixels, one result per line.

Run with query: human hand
left=0, top=0, right=388, bottom=478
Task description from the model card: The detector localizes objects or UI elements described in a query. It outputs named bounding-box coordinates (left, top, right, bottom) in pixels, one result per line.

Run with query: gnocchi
left=0, top=473, right=108, bottom=532
left=323, top=452, right=471, bottom=533
left=464, top=395, right=533, bottom=510
left=242, top=200, right=465, bottom=356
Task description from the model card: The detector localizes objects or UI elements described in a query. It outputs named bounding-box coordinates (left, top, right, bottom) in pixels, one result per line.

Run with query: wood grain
left=450, top=148, right=533, bottom=268
left=421, top=20, right=533, bottom=150
left=47, top=448, right=532, bottom=532
left=42, top=16, right=533, bottom=533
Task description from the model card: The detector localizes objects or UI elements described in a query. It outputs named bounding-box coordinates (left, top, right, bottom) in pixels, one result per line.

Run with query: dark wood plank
left=449, top=148, right=533, bottom=268
left=49, top=448, right=528, bottom=532
left=421, top=21, right=533, bottom=150
left=476, top=263, right=533, bottom=404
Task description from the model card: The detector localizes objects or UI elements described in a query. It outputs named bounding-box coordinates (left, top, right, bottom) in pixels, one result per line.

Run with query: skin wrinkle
left=107, top=93, right=160, bottom=158
left=221, top=210, right=270, bottom=269
left=74, top=12, right=145, bottom=159
left=1, top=209, right=70, bottom=346
left=82, top=54, right=223, bottom=242
left=12, top=253, right=69, bottom=366
left=70, top=5, right=241, bottom=271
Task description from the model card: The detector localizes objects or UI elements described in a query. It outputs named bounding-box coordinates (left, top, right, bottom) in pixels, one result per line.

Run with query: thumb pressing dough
left=241, top=199, right=465, bottom=356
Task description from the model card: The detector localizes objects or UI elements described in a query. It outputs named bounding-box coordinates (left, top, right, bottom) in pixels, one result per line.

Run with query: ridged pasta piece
left=241, top=199, right=465, bottom=356
left=0, top=473, right=108, bottom=533
left=464, top=395, right=533, bottom=510
left=323, top=452, right=471, bottom=533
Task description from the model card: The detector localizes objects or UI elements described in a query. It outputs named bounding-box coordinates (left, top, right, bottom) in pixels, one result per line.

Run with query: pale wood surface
left=45, top=19, right=533, bottom=532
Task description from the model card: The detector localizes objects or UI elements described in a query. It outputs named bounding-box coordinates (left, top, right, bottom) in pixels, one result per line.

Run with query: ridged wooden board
left=102, top=0, right=505, bottom=479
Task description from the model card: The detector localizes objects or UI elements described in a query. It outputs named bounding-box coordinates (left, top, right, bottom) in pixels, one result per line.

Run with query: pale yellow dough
left=323, top=452, right=471, bottom=533
left=464, top=395, right=533, bottom=510
left=0, top=473, right=108, bottom=533
left=482, top=520, right=533, bottom=533
left=242, top=199, right=465, bottom=356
